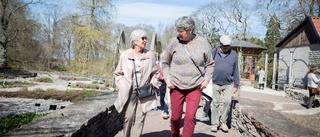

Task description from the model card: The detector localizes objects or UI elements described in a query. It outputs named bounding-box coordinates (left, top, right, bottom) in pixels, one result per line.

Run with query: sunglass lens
left=142, top=37, right=147, bottom=40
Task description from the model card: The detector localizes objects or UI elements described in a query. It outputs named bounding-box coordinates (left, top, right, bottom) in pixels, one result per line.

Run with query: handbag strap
left=133, top=59, right=140, bottom=88
left=183, top=45, right=204, bottom=76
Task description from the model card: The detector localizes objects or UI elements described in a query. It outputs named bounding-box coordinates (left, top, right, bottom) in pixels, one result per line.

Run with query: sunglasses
left=220, top=44, right=230, bottom=47
left=176, top=28, right=190, bottom=33
left=141, top=36, right=147, bottom=41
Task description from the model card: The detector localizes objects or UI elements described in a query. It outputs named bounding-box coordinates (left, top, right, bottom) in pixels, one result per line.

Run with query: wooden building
left=275, top=16, right=320, bottom=88
left=230, top=40, right=267, bottom=79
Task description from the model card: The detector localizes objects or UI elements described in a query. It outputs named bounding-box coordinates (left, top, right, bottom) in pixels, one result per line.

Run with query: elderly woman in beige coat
left=113, top=29, right=159, bottom=137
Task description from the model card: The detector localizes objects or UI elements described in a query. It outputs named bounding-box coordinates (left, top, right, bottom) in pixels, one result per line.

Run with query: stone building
left=275, top=16, right=320, bottom=88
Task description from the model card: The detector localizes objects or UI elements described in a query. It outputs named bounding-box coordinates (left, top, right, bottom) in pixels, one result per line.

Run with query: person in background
left=307, top=66, right=320, bottom=109
left=210, top=35, right=239, bottom=133
left=113, top=29, right=159, bottom=137
left=156, top=56, right=170, bottom=119
left=162, top=16, right=214, bottom=137
left=258, top=67, right=265, bottom=90
left=254, top=66, right=260, bottom=88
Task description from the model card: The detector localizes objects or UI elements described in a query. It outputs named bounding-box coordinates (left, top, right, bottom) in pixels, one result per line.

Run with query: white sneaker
left=210, top=125, right=218, bottom=132
left=220, top=123, right=228, bottom=132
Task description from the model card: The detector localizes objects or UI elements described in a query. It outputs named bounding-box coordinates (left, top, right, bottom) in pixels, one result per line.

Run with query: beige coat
left=113, top=48, right=159, bottom=113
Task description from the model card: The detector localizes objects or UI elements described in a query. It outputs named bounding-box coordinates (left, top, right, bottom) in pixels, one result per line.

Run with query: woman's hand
left=200, top=80, right=209, bottom=89
left=165, top=79, right=175, bottom=89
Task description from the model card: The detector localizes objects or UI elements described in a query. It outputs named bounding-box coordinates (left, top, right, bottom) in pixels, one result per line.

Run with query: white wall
left=278, top=44, right=320, bottom=86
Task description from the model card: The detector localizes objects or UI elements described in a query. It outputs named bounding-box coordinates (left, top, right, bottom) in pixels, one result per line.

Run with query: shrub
left=0, top=112, right=47, bottom=136
left=0, top=81, right=35, bottom=88
left=36, top=77, right=53, bottom=83
left=0, top=88, right=101, bottom=102
left=51, top=66, right=67, bottom=72
left=80, top=89, right=100, bottom=100
left=92, top=81, right=98, bottom=84
left=59, top=76, right=90, bottom=81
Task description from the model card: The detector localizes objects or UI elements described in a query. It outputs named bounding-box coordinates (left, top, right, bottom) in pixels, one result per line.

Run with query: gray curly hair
left=175, top=16, right=195, bottom=31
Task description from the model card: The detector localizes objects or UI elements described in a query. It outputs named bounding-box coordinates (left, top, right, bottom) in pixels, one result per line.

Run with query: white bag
left=202, top=80, right=213, bottom=101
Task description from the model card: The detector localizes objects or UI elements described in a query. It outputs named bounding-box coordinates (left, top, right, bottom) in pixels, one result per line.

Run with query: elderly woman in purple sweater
left=162, top=16, right=214, bottom=137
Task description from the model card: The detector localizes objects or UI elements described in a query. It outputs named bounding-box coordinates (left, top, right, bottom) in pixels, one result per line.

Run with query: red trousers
left=170, top=88, right=202, bottom=137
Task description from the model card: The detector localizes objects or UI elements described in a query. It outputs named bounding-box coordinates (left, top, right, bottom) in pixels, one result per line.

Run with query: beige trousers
left=123, top=92, right=147, bottom=137
left=211, top=84, right=232, bottom=126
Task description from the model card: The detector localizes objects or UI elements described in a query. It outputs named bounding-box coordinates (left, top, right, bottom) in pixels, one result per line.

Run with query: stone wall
left=309, top=51, right=320, bottom=68
left=5, top=92, right=121, bottom=137
left=230, top=98, right=319, bottom=137
left=285, top=88, right=309, bottom=104
left=231, top=102, right=260, bottom=137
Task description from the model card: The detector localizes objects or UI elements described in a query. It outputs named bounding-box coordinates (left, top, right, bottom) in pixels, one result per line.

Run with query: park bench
left=275, top=76, right=288, bottom=91
left=293, top=78, right=306, bottom=89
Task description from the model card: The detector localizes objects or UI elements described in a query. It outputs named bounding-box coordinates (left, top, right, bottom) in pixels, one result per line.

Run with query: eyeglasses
left=220, top=45, right=230, bottom=49
left=177, top=29, right=185, bottom=34
left=176, top=28, right=190, bottom=34
left=141, top=36, right=147, bottom=41
left=220, top=44, right=230, bottom=47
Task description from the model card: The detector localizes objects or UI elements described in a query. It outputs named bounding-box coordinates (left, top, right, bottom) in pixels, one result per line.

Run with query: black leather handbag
left=133, top=60, right=156, bottom=99
left=136, top=84, right=155, bottom=99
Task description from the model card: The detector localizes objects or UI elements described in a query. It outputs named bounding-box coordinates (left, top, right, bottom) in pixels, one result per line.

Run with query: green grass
left=35, top=77, right=53, bottom=83
left=80, top=89, right=100, bottom=100
left=0, top=112, right=47, bottom=136
left=92, top=80, right=98, bottom=84
left=51, top=66, right=67, bottom=72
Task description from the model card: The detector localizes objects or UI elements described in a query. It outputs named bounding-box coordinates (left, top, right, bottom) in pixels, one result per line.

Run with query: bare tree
left=68, top=0, right=115, bottom=75
left=60, top=15, right=75, bottom=66
left=0, top=0, right=40, bottom=69
left=255, top=0, right=320, bottom=33
left=192, top=2, right=222, bottom=47
left=161, top=24, right=176, bottom=49
left=191, top=0, right=253, bottom=45
left=7, top=19, right=42, bottom=70
left=226, top=0, right=252, bottom=40
left=121, top=24, right=155, bottom=49
left=39, top=4, right=64, bottom=70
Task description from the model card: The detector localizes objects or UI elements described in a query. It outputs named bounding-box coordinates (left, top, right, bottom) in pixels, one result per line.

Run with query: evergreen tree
left=264, top=15, right=281, bottom=55
left=260, top=15, right=282, bottom=86
left=156, top=41, right=162, bottom=55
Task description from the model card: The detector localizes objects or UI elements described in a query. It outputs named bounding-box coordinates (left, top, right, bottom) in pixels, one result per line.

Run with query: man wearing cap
left=209, top=35, right=239, bottom=132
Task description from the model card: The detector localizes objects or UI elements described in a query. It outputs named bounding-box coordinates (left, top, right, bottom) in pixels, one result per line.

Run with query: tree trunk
left=0, top=44, right=7, bottom=69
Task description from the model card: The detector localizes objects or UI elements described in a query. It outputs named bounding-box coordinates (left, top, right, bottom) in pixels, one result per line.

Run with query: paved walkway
left=240, top=86, right=320, bottom=115
left=115, top=85, right=320, bottom=137
left=115, top=102, right=240, bottom=137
